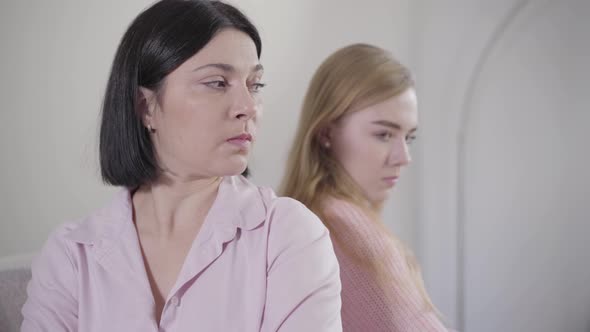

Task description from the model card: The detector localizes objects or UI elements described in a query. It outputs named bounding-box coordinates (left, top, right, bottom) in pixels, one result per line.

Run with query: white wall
left=413, top=0, right=590, bottom=330
left=462, top=2, right=590, bottom=331
left=0, top=1, right=152, bottom=257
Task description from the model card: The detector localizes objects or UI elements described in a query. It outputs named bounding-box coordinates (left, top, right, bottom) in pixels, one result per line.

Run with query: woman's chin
left=219, top=158, right=249, bottom=176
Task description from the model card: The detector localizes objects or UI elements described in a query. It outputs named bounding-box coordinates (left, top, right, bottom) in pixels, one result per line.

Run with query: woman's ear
left=138, top=87, right=157, bottom=131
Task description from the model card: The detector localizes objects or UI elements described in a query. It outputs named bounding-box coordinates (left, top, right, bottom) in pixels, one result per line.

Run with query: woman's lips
left=227, top=133, right=252, bottom=149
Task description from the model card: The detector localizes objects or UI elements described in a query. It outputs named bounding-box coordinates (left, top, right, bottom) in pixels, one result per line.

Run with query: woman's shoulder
left=30, top=219, right=88, bottom=281
left=233, top=175, right=325, bottom=233
left=224, top=176, right=327, bottom=238
left=41, top=220, right=85, bottom=253
left=266, top=194, right=327, bottom=237
left=38, top=189, right=132, bottom=258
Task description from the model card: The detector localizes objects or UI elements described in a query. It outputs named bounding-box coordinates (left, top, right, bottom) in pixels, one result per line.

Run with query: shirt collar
left=65, top=175, right=268, bottom=247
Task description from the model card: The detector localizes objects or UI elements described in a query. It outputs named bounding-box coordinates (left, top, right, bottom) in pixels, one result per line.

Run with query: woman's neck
left=133, top=175, right=223, bottom=239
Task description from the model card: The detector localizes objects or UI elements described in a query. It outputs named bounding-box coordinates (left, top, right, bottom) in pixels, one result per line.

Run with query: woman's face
left=327, top=88, right=418, bottom=206
left=142, top=28, right=264, bottom=180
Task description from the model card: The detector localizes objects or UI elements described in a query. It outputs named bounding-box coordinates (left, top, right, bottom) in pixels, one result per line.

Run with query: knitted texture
left=322, top=197, right=449, bottom=332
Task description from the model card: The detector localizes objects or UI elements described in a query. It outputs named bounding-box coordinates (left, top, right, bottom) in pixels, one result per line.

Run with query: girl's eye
left=376, top=132, right=394, bottom=141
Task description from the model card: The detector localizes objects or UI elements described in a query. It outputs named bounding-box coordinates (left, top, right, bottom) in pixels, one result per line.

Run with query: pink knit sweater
left=322, top=197, right=449, bottom=332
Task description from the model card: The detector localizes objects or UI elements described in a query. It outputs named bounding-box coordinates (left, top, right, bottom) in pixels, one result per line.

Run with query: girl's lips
left=382, top=176, right=399, bottom=186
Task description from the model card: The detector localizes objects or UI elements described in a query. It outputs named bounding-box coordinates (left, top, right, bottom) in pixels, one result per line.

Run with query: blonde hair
left=280, top=44, right=439, bottom=314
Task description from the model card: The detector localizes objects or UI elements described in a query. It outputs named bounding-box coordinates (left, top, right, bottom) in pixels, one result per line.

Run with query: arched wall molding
left=453, top=0, right=558, bottom=330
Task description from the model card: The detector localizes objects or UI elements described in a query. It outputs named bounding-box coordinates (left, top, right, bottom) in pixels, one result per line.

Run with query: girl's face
left=327, top=88, right=418, bottom=205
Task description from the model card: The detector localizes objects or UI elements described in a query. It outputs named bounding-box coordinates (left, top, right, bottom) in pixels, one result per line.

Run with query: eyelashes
left=203, top=80, right=227, bottom=89
left=249, top=82, right=266, bottom=93
left=203, top=79, right=266, bottom=93
left=405, top=134, right=417, bottom=145
left=374, top=132, right=418, bottom=145
left=375, top=132, right=394, bottom=141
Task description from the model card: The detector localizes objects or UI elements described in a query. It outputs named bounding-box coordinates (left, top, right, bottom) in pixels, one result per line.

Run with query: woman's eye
left=204, top=80, right=227, bottom=89
left=249, top=82, right=266, bottom=93
left=406, top=135, right=417, bottom=145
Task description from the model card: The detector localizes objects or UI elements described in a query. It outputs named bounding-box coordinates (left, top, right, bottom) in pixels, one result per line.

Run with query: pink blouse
left=22, top=176, right=342, bottom=331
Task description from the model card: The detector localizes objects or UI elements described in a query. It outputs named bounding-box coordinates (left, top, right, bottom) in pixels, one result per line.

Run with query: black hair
left=99, top=0, right=260, bottom=187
